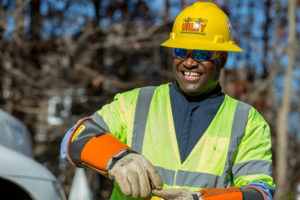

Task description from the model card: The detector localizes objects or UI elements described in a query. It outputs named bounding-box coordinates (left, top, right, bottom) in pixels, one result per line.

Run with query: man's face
left=173, top=50, right=228, bottom=96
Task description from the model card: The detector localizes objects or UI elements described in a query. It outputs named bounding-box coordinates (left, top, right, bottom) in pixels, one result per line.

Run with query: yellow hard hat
left=161, top=2, right=242, bottom=52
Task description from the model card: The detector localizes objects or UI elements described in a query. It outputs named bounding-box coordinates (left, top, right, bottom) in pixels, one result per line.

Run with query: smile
left=182, top=71, right=203, bottom=80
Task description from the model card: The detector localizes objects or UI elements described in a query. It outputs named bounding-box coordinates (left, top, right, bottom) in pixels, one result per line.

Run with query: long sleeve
left=242, top=181, right=275, bottom=200
left=232, top=107, right=275, bottom=197
left=60, top=126, right=74, bottom=160
left=60, top=88, right=140, bottom=163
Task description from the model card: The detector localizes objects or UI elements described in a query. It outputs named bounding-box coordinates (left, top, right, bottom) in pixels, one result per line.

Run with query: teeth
left=184, top=72, right=201, bottom=77
left=191, top=72, right=200, bottom=76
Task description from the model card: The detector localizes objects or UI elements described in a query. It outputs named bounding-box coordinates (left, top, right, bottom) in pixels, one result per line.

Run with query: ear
left=219, top=52, right=228, bottom=69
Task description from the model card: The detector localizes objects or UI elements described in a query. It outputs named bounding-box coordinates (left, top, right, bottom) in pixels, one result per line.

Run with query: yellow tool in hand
left=150, top=197, right=162, bottom=200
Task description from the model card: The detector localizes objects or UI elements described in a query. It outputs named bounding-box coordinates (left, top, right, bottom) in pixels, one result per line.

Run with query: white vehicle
left=0, top=109, right=66, bottom=200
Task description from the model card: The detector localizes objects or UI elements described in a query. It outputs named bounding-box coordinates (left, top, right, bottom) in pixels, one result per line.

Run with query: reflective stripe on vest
left=131, top=87, right=256, bottom=188
left=91, top=112, right=111, bottom=132
left=217, top=101, right=251, bottom=188
left=232, top=160, right=273, bottom=178
left=131, top=86, right=156, bottom=153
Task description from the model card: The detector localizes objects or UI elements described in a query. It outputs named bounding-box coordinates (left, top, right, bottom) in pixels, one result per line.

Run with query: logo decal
left=181, top=17, right=208, bottom=35
left=226, top=17, right=232, bottom=33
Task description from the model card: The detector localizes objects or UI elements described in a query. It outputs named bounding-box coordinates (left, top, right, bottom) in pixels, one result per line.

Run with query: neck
left=174, top=81, right=222, bottom=102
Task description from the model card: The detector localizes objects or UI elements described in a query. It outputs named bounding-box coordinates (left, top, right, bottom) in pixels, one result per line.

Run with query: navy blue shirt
left=169, top=82, right=225, bottom=163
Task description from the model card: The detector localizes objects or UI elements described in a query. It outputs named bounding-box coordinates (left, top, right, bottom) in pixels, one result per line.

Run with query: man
left=61, top=2, right=275, bottom=200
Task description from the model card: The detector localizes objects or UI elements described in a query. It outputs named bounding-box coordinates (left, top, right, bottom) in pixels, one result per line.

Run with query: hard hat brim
left=161, top=39, right=243, bottom=52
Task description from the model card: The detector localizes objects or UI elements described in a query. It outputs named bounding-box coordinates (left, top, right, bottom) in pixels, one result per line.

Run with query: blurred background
left=0, top=0, right=299, bottom=199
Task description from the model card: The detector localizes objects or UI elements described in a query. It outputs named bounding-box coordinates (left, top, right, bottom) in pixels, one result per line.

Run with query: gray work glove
left=152, top=188, right=201, bottom=200
left=108, top=153, right=163, bottom=198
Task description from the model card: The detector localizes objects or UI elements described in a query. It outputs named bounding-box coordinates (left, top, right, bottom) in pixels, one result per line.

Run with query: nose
left=183, top=57, right=198, bottom=68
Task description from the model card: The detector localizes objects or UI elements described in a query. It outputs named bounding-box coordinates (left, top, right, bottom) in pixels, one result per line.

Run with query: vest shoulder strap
left=219, top=100, right=251, bottom=187
left=131, top=86, right=156, bottom=153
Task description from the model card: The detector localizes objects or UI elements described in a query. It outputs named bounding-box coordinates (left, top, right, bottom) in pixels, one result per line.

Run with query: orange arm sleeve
left=200, top=187, right=243, bottom=200
left=66, top=117, right=133, bottom=171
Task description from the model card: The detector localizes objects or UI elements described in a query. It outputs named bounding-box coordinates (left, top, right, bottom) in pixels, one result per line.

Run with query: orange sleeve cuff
left=201, top=187, right=243, bottom=200
left=81, top=133, right=132, bottom=171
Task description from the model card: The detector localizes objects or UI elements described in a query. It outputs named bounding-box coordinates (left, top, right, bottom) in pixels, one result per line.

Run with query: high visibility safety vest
left=91, top=84, right=275, bottom=200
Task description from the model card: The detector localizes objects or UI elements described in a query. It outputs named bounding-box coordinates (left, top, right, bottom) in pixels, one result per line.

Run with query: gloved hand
left=152, top=188, right=201, bottom=200
left=108, top=153, right=163, bottom=198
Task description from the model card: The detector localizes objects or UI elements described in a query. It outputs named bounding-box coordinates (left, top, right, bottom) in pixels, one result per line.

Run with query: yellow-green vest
left=91, top=84, right=275, bottom=200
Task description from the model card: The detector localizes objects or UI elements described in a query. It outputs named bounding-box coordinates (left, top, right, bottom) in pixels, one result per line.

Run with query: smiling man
left=61, top=2, right=275, bottom=200
left=173, top=49, right=227, bottom=96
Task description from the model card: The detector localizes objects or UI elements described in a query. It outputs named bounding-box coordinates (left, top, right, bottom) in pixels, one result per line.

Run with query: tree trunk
left=164, top=0, right=170, bottom=20
left=275, top=0, right=296, bottom=199
left=262, top=0, right=271, bottom=78
left=0, top=5, right=5, bottom=40
left=12, top=0, right=27, bottom=42
left=93, top=0, right=102, bottom=26
left=30, top=0, right=40, bottom=40
left=182, top=0, right=189, bottom=9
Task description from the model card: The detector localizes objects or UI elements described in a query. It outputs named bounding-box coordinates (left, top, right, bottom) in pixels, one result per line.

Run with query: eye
left=174, top=48, right=188, bottom=59
left=193, top=50, right=212, bottom=61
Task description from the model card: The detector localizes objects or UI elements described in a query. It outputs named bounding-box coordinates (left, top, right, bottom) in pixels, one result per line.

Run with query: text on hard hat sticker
left=226, top=18, right=232, bottom=33
left=181, top=18, right=208, bottom=35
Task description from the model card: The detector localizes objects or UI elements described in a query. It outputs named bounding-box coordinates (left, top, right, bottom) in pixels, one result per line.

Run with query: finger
left=127, top=164, right=140, bottom=198
left=135, top=162, right=151, bottom=198
left=152, top=189, right=171, bottom=199
left=152, top=189, right=163, bottom=195
left=142, top=160, right=163, bottom=189
left=113, top=169, right=132, bottom=196
left=152, top=189, right=182, bottom=199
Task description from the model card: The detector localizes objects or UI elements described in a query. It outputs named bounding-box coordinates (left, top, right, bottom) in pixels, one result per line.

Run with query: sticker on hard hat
left=181, top=17, right=208, bottom=35
left=226, top=17, right=232, bottom=33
